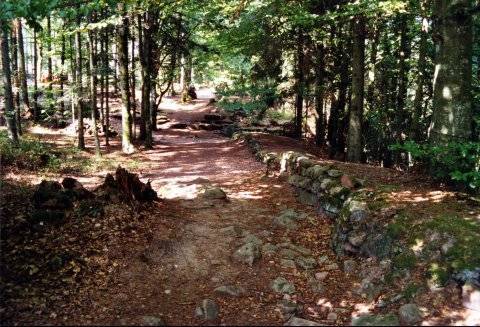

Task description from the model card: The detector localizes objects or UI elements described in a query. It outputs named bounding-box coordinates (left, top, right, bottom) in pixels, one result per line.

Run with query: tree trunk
left=75, top=15, right=85, bottom=150
left=294, top=30, right=305, bottom=139
left=131, top=30, right=136, bottom=140
left=59, top=25, right=66, bottom=116
left=430, top=0, right=473, bottom=144
left=117, top=6, right=134, bottom=153
left=412, top=17, right=428, bottom=141
left=47, top=16, right=54, bottom=114
left=1, top=25, right=19, bottom=143
left=100, top=36, right=105, bottom=131
left=10, top=24, right=22, bottom=135
left=346, top=16, right=366, bottom=163
left=137, top=14, right=146, bottom=140
left=70, top=34, right=76, bottom=125
left=15, top=19, right=30, bottom=113
left=314, top=43, right=325, bottom=146
left=104, top=29, right=110, bottom=146
left=141, top=12, right=153, bottom=148
left=88, top=29, right=101, bottom=157
left=33, top=29, right=39, bottom=121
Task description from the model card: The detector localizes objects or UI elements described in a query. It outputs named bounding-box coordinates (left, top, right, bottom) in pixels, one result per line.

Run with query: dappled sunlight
left=386, top=190, right=455, bottom=204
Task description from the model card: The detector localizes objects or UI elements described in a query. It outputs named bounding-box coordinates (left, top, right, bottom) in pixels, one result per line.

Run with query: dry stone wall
left=234, top=132, right=393, bottom=259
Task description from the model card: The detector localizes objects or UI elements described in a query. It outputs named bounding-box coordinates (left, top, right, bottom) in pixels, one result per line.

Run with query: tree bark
left=75, top=15, right=85, bottom=150
left=346, top=16, right=366, bottom=163
left=430, top=0, right=473, bottom=144
left=314, top=43, right=325, bottom=146
left=59, top=24, right=66, bottom=116
left=33, top=29, right=39, bottom=121
left=294, top=30, right=305, bottom=139
left=137, top=14, right=146, bottom=140
left=412, top=17, right=428, bottom=141
left=117, top=5, right=134, bottom=153
left=1, top=24, right=19, bottom=143
left=88, top=28, right=101, bottom=157
left=131, top=29, right=136, bottom=140
left=47, top=16, right=54, bottom=114
left=104, top=28, right=110, bottom=146
left=15, top=19, right=30, bottom=113
left=10, top=24, right=22, bottom=135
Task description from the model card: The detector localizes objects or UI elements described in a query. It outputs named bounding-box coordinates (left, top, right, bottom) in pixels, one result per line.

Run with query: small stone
left=242, top=233, right=263, bottom=246
left=278, top=299, right=298, bottom=314
left=280, top=248, right=300, bottom=260
left=295, top=256, right=318, bottom=270
left=220, top=225, right=244, bottom=237
left=271, top=277, right=296, bottom=294
left=195, top=299, right=219, bottom=321
left=324, top=263, right=339, bottom=271
left=281, top=259, right=297, bottom=269
left=142, top=316, right=165, bottom=326
left=348, top=232, right=366, bottom=247
left=327, top=169, right=343, bottom=178
left=308, top=279, right=324, bottom=294
left=398, top=303, right=422, bottom=325
left=343, top=260, right=357, bottom=274
left=351, top=314, right=399, bottom=326
left=327, top=312, right=338, bottom=322
left=315, top=272, right=328, bottom=280
left=318, top=255, right=331, bottom=265
left=284, top=316, right=323, bottom=326
left=262, top=243, right=278, bottom=254
left=214, top=285, right=245, bottom=297
left=201, top=187, right=227, bottom=200
left=233, top=242, right=261, bottom=266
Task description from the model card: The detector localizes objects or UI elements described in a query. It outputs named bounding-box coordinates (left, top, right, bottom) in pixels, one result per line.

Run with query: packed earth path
left=6, top=91, right=366, bottom=326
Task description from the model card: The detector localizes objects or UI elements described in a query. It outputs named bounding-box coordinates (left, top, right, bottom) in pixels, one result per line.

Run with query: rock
left=295, top=256, right=317, bottom=270
left=343, top=260, right=357, bottom=274
left=440, top=237, right=456, bottom=255
left=318, top=255, right=331, bottom=265
left=340, top=175, right=354, bottom=188
left=398, top=303, right=422, bottom=325
left=214, top=285, right=245, bottom=297
left=454, top=268, right=480, bottom=287
left=462, top=282, right=480, bottom=311
left=32, top=180, right=73, bottom=210
left=262, top=243, right=278, bottom=255
left=324, top=263, right=339, bottom=271
left=315, top=272, right=328, bottom=281
left=170, top=122, right=189, bottom=129
left=305, top=165, right=330, bottom=179
left=233, top=242, right=261, bottom=266
left=288, top=175, right=313, bottom=189
left=278, top=299, right=298, bottom=315
left=307, top=279, right=324, bottom=294
left=327, top=312, right=338, bottom=322
left=280, top=248, right=300, bottom=260
left=281, top=259, right=297, bottom=269
left=284, top=244, right=312, bottom=256
left=61, top=177, right=93, bottom=199
left=195, top=299, right=219, bottom=321
left=220, top=225, right=244, bottom=237
left=348, top=232, right=367, bottom=247
left=327, top=169, right=343, bottom=178
left=297, top=190, right=318, bottom=206
left=242, top=233, right=263, bottom=246
left=271, top=277, right=296, bottom=294
left=284, top=316, right=323, bottom=326
left=351, top=314, right=399, bottom=326
left=201, top=187, right=227, bottom=200
left=141, top=316, right=165, bottom=326
left=274, top=209, right=305, bottom=230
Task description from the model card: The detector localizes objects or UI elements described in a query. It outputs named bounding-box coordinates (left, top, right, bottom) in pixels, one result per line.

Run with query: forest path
left=74, top=94, right=361, bottom=325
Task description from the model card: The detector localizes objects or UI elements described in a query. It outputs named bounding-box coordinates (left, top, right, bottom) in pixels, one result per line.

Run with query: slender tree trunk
left=10, top=24, right=22, bottom=135
left=141, top=12, right=153, bottom=148
left=1, top=25, right=19, bottom=143
left=100, top=36, right=105, bottom=131
left=412, top=17, right=428, bottom=141
left=294, top=30, right=305, bottom=139
left=47, top=16, right=54, bottom=114
left=88, top=29, right=101, bottom=157
left=430, top=0, right=473, bottom=144
left=366, top=21, right=380, bottom=109
left=104, top=29, right=110, bottom=146
left=346, top=16, right=366, bottom=162
left=15, top=19, right=30, bottom=113
left=33, top=29, right=39, bottom=121
left=70, top=34, right=76, bottom=125
left=59, top=25, right=66, bottom=116
left=117, top=6, right=134, bottom=153
left=131, top=31, right=136, bottom=139
left=137, top=14, right=146, bottom=140
left=314, top=43, right=325, bottom=146
left=75, top=15, right=85, bottom=150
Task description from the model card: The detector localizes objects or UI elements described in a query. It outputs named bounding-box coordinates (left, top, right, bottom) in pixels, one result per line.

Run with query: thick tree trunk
left=346, top=16, right=366, bottom=163
left=0, top=25, right=19, bottom=143
left=75, top=16, right=85, bottom=150
left=294, top=30, right=305, bottom=139
left=15, top=19, right=30, bottom=113
left=430, top=0, right=473, bottom=144
left=88, top=29, right=101, bottom=157
left=117, top=6, right=134, bottom=153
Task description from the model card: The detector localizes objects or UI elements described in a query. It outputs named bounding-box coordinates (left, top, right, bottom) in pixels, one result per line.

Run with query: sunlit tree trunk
left=1, top=24, right=19, bottom=143
left=430, top=0, right=473, bottom=144
left=346, top=16, right=366, bottom=162
left=117, top=5, right=134, bottom=153
left=15, top=19, right=30, bottom=113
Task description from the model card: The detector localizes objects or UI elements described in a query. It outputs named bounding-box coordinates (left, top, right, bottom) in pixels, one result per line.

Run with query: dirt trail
left=55, top=94, right=362, bottom=326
